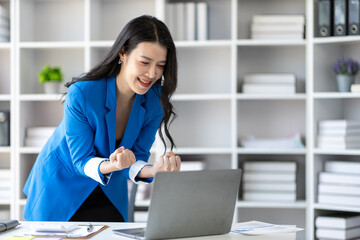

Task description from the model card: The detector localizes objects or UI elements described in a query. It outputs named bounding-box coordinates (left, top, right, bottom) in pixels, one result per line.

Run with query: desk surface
left=0, top=222, right=297, bottom=240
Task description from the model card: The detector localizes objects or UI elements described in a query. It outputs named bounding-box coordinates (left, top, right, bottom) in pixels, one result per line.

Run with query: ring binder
left=333, top=0, right=347, bottom=36
left=348, top=0, right=360, bottom=35
left=318, top=0, right=332, bottom=37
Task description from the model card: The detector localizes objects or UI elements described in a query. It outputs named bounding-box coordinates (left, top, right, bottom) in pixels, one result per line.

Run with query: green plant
left=38, top=65, right=63, bottom=84
left=332, top=57, right=359, bottom=76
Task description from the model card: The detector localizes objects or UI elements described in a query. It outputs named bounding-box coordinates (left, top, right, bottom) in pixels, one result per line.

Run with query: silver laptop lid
left=145, top=169, right=242, bottom=240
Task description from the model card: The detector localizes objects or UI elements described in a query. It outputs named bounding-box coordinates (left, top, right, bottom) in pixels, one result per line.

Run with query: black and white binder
left=318, top=0, right=332, bottom=37
left=348, top=0, right=360, bottom=35
left=333, top=0, right=347, bottom=36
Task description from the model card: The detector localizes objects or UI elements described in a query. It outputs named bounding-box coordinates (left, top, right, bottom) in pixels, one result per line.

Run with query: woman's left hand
left=152, top=151, right=181, bottom=174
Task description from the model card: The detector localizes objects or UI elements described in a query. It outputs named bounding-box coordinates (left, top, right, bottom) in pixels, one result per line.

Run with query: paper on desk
left=25, top=224, right=106, bottom=238
left=232, top=221, right=303, bottom=235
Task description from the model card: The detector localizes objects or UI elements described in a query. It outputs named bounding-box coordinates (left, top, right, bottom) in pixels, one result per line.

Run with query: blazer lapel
left=105, top=77, right=116, bottom=153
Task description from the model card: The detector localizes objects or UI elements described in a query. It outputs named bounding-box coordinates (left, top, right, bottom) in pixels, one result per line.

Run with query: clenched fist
left=109, top=146, right=136, bottom=170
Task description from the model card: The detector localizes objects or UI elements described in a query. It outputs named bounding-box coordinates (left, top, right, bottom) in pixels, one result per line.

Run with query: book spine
left=325, top=161, right=360, bottom=174
left=318, top=194, right=360, bottom=207
left=196, top=2, right=208, bottom=41
left=243, top=172, right=296, bottom=182
left=243, top=161, right=297, bottom=172
left=243, top=74, right=296, bottom=84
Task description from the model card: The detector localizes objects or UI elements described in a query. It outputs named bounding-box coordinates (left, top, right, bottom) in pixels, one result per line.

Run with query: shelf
left=0, top=43, right=10, bottom=49
left=172, top=94, right=231, bottom=101
left=0, top=200, right=11, bottom=205
left=19, top=94, right=65, bottom=102
left=0, top=94, right=10, bottom=101
left=19, top=42, right=85, bottom=49
left=175, top=40, right=232, bottom=48
left=174, top=147, right=232, bottom=155
left=313, top=35, right=360, bottom=44
left=0, top=147, right=11, bottom=153
left=236, top=201, right=307, bottom=209
left=314, top=203, right=360, bottom=213
left=236, top=93, right=306, bottom=100
left=19, top=147, right=42, bottom=154
left=237, top=148, right=306, bottom=155
left=314, top=92, right=360, bottom=99
left=314, top=148, right=360, bottom=155
left=236, top=39, right=306, bottom=46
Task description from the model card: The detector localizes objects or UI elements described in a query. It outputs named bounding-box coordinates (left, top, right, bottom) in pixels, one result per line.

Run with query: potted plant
left=332, top=57, right=359, bottom=92
left=38, top=65, right=63, bottom=94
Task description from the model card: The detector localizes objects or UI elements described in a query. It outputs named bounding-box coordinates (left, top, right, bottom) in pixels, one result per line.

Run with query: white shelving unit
left=1, top=0, right=360, bottom=239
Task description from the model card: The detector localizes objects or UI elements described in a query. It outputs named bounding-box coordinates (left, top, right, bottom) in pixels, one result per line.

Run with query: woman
left=23, top=15, right=181, bottom=221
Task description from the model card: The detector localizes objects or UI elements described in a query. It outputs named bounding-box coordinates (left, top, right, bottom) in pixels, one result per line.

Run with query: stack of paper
left=0, top=169, right=10, bottom=201
left=0, top=4, right=9, bottom=42
left=251, top=15, right=305, bottom=40
left=315, top=214, right=360, bottom=239
left=242, top=161, right=297, bottom=202
left=317, top=119, right=360, bottom=149
left=242, top=73, right=296, bottom=94
left=24, top=127, right=56, bottom=147
left=240, top=133, right=304, bottom=149
left=318, top=161, right=360, bottom=207
left=165, top=2, right=208, bottom=41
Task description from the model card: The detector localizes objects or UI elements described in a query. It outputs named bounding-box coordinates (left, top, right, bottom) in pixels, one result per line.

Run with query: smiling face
left=117, top=41, right=167, bottom=96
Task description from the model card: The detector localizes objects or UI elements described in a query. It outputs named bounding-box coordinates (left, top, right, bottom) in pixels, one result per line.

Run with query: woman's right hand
left=109, top=146, right=136, bottom=170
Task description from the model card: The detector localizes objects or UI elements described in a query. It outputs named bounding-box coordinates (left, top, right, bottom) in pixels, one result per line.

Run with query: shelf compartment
left=90, top=0, right=156, bottom=41
left=19, top=101, right=63, bottom=148
left=19, top=0, right=84, bottom=42
left=167, top=100, right=231, bottom=148
left=0, top=49, right=10, bottom=94
left=237, top=100, right=306, bottom=144
left=238, top=154, right=306, bottom=201
left=176, top=46, right=231, bottom=94
left=237, top=45, right=306, bottom=94
left=314, top=41, right=360, bottom=92
left=237, top=0, right=305, bottom=40
left=19, top=48, right=84, bottom=94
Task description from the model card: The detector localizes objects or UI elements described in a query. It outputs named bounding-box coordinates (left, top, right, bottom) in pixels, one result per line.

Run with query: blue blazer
left=23, top=77, right=163, bottom=221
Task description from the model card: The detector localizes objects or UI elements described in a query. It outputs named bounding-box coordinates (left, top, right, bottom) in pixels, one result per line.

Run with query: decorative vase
left=43, top=81, right=60, bottom=94
left=336, top=74, right=355, bottom=92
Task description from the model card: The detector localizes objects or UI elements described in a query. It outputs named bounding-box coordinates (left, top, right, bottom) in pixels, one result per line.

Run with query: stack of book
left=317, top=119, right=360, bottom=149
left=315, top=214, right=360, bottom=240
left=242, top=161, right=297, bottom=202
left=24, top=127, right=56, bottom=147
left=0, top=4, right=9, bottom=42
left=166, top=2, right=208, bottom=41
left=251, top=15, right=305, bottom=40
left=318, top=160, right=360, bottom=207
left=240, top=133, right=304, bottom=149
left=0, top=169, right=10, bottom=201
left=242, top=73, right=296, bottom=94
left=181, top=161, right=205, bottom=172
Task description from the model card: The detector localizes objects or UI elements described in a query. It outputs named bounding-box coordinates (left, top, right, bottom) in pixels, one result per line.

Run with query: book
left=317, top=141, right=360, bottom=149
left=196, top=2, right=208, bottom=41
left=243, top=172, right=296, bottom=182
left=319, top=183, right=360, bottom=195
left=319, top=172, right=360, bottom=185
left=165, top=3, right=178, bottom=41
left=24, top=136, right=49, bottom=147
left=251, top=32, right=304, bottom=40
left=243, top=161, right=296, bottom=172
left=243, top=192, right=296, bottom=201
left=319, top=119, right=360, bottom=129
left=351, top=84, right=360, bottom=93
left=185, top=2, right=196, bottom=41
left=240, top=133, right=304, bottom=149
left=181, top=161, right=205, bottom=171
left=251, top=23, right=304, bottom=32
left=243, top=182, right=296, bottom=192
left=252, top=15, right=305, bottom=24
left=318, top=135, right=360, bottom=144
left=242, top=83, right=295, bottom=94
left=243, top=74, right=296, bottom=84
left=318, top=194, right=360, bottom=207
left=175, top=3, right=185, bottom=41
left=319, top=127, right=360, bottom=136
left=27, top=127, right=56, bottom=137
left=0, top=169, right=10, bottom=178
left=316, top=214, right=360, bottom=229
left=325, top=161, right=360, bottom=174
left=316, top=226, right=360, bottom=239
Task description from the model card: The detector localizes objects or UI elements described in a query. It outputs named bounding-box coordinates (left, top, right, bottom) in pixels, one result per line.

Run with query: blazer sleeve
left=63, top=84, right=102, bottom=181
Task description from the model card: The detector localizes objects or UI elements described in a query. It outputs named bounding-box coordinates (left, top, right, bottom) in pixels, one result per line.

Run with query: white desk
left=0, top=222, right=298, bottom=240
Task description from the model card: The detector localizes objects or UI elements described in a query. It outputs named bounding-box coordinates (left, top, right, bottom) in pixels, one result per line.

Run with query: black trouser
left=69, top=186, right=125, bottom=222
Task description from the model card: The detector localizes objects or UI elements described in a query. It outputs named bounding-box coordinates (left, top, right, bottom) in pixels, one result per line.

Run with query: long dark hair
left=65, top=15, right=178, bottom=151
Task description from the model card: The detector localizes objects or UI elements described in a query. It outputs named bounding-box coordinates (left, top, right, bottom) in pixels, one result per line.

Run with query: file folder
left=333, top=0, right=347, bottom=36
left=348, top=0, right=360, bottom=35
left=318, top=0, right=332, bottom=37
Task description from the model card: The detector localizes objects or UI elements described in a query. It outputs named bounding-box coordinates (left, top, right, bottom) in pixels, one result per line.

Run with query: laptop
left=113, top=169, right=242, bottom=240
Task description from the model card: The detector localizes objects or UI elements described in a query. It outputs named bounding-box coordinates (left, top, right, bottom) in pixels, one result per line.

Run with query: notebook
left=113, top=169, right=242, bottom=240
